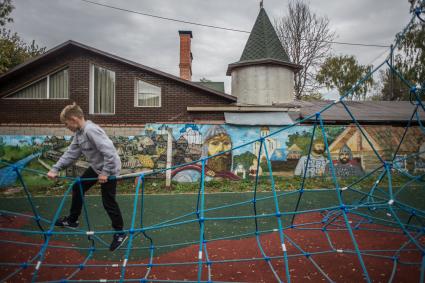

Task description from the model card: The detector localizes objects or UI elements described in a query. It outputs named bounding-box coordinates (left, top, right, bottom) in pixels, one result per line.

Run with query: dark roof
left=0, top=40, right=236, bottom=102
left=240, top=8, right=290, bottom=62
left=187, top=100, right=425, bottom=124
left=227, top=8, right=302, bottom=75
left=193, top=82, right=225, bottom=92
left=298, top=100, right=425, bottom=123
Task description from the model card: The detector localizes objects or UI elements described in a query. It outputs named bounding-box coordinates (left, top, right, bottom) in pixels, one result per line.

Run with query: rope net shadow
left=0, top=3, right=424, bottom=283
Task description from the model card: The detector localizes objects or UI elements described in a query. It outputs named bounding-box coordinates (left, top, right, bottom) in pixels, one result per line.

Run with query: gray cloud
left=8, top=0, right=414, bottom=96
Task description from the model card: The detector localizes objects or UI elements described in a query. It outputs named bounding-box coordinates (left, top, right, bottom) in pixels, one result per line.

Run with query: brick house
left=0, top=37, right=235, bottom=135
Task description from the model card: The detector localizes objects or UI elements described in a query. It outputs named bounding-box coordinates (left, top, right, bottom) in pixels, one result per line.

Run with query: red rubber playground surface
left=0, top=212, right=423, bottom=282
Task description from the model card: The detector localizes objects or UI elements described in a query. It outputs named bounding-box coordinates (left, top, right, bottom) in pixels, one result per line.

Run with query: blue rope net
left=0, top=4, right=424, bottom=283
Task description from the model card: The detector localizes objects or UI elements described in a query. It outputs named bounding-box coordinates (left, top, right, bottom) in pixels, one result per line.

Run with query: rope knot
left=20, top=262, right=28, bottom=269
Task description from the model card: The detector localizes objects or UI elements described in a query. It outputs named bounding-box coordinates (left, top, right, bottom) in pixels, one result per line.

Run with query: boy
left=47, top=103, right=127, bottom=251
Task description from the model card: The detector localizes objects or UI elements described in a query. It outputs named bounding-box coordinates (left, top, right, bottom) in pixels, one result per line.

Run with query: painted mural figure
left=294, top=140, right=327, bottom=177
left=248, top=158, right=263, bottom=178
left=326, top=144, right=363, bottom=177
left=172, top=125, right=240, bottom=182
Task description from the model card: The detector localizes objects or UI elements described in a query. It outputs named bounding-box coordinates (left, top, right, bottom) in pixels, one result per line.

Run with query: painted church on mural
left=0, top=6, right=424, bottom=187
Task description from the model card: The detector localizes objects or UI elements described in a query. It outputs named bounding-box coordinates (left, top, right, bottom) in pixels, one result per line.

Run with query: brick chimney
left=178, top=30, right=193, bottom=81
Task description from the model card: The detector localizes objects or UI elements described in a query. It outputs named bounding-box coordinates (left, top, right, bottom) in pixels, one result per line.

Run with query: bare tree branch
left=274, top=0, right=335, bottom=100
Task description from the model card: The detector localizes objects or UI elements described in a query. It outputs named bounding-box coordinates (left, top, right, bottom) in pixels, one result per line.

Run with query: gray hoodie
left=52, top=121, right=121, bottom=176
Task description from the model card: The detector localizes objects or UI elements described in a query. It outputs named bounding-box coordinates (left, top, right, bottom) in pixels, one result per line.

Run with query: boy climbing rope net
left=47, top=102, right=127, bottom=251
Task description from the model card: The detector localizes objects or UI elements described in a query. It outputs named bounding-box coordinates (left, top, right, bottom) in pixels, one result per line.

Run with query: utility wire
left=79, top=0, right=249, bottom=33
left=367, top=48, right=391, bottom=67
left=79, top=0, right=391, bottom=48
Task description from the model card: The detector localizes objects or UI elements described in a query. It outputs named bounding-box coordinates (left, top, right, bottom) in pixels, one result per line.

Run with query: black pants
left=69, top=167, right=124, bottom=231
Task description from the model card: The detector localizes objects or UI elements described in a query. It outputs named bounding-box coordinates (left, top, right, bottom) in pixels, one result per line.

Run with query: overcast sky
left=8, top=0, right=413, bottom=97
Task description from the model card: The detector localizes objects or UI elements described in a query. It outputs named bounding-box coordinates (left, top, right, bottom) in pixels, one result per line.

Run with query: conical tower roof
left=240, top=8, right=290, bottom=62
left=227, top=7, right=302, bottom=75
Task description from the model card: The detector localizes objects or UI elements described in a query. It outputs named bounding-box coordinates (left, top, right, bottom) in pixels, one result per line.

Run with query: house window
left=6, top=68, right=68, bottom=99
left=90, top=65, right=115, bottom=114
left=49, top=69, right=69, bottom=98
left=135, top=80, right=161, bottom=107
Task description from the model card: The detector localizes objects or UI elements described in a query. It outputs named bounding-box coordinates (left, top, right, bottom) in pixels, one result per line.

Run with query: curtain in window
left=11, top=78, right=47, bottom=98
left=94, top=66, right=115, bottom=114
left=49, top=69, right=69, bottom=99
left=137, top=80, right=161, bottom=107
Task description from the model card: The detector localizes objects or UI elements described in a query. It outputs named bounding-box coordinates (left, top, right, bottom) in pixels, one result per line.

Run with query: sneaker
left=110, top=233, right=128, bottom=251
left=55, top=216, right=79, bottom=228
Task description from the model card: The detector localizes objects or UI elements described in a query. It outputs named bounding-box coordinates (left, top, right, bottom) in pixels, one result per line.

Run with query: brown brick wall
left=0, top=47, right=228, bottom=125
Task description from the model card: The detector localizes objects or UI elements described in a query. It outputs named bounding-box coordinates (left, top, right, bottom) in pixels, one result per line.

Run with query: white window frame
left=134, top=79, right=162, bottom=108
left=89, top=64, right=116, bottom=115
left=3, top=68, right=69, bottom=100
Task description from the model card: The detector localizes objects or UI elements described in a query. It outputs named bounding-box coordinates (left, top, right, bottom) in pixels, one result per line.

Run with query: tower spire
left=260, top=0, right=263, bottom=9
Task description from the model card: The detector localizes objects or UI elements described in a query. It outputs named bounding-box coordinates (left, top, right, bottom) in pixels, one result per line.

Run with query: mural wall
left=0, top=124, right=424, bottom=184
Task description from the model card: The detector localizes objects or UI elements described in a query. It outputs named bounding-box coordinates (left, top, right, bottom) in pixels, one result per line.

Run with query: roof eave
left=0, top=40, right=75, bottom=82
left=226, top=58, right=303, bottom=76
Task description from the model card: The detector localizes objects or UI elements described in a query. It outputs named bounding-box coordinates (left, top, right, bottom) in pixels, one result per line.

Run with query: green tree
left=362, top=2, right=425, bottom=102
left=0, top=29, right=45, bottom=74
left=316, top=55, right=374, bottom=100
left=300, top=92, right=323, bottom=101
left=392, top=8, right=424, bottom=89
left=374, top=3, right=423, bottom=101
left=0, top=0, right=45, bottom=75
left=286, top=130, right=313, bottom=155
left=233, top=151, right=256, bottom=172
left=286, top=127, right=345, bottom=155
left=378, top=69, right=410, bottom=101
left=0, top=0, right=13, bottom=27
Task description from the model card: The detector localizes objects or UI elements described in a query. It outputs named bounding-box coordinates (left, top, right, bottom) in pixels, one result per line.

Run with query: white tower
left=227, top=7, right=302, bottom=105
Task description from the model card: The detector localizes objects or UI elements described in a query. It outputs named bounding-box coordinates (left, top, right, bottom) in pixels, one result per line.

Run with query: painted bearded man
left=172, top=125, right=240, bottom=182
left=326, top=144, right=363, bottom=177
left=294, top=140, right=328, bottom=177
